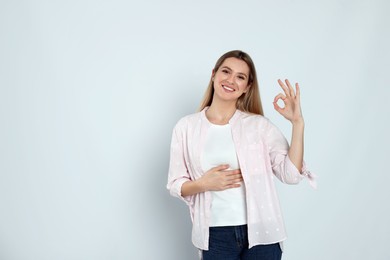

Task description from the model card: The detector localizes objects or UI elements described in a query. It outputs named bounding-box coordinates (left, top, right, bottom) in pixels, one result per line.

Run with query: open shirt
left=167, top=108, right=316, bottom=250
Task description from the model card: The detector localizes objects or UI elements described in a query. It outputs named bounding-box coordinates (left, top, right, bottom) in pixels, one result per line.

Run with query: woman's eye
left=222, top=69, right=229, bottom=74
left=238, top=76, right=245, bottom=80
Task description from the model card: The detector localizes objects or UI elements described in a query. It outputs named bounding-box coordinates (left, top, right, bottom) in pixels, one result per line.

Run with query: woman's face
left=212, top=57, right=251, bottom=103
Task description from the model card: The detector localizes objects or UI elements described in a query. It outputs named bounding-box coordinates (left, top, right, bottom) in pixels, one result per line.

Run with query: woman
left=167, top=50, right=316, bottom=260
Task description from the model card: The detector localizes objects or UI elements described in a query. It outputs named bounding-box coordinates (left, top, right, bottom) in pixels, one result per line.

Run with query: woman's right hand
left=198, top=165, right=243, bottom=192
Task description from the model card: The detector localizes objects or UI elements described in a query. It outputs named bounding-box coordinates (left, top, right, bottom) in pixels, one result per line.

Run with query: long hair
left=198, top=50, right=264, bottom=115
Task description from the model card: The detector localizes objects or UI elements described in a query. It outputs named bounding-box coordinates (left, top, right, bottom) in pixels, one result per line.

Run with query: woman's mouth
left=222, top=85, right=235, bottom=92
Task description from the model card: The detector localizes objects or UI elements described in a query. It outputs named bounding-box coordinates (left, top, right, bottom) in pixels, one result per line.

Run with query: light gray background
left=1, top=0, right=389, bottom=259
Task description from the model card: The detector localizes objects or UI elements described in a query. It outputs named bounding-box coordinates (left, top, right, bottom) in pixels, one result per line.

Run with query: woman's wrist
left=195, top=178, right=207, bottom=193
left=291, top=117, right=305, bottom=127
left=182, top=179, right=207, bottom=196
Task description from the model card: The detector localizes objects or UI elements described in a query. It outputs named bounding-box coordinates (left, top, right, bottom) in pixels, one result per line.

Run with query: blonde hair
left=198, top=50, right=264, bottom=115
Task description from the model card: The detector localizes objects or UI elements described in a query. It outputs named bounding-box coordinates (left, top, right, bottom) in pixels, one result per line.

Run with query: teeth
left=223, top=85, right=234, bottom=91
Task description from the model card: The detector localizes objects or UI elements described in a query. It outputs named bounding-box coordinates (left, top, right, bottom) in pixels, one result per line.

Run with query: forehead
left=220, top=57, right=250, bottom=75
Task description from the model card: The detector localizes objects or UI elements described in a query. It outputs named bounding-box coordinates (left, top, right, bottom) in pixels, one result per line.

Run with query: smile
left=222, top=85, right=235, bottom=92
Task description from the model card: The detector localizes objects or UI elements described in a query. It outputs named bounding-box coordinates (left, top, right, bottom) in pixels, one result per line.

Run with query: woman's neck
left=206, top=100, right=237, bottom=125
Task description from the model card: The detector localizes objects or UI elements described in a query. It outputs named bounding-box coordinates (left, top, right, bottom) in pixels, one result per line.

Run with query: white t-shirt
left=201, top=123, right=247, bottom=227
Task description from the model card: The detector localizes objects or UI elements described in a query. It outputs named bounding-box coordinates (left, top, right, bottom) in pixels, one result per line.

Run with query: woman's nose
left=226, top=74, right=234, bottom=84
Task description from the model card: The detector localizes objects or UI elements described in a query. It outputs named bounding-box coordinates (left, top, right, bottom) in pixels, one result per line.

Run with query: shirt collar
left=201, top=107, right=241, bottom=125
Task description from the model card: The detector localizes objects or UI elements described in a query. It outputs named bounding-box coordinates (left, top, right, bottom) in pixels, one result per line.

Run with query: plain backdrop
left=1, top=0, right=389, bottom=259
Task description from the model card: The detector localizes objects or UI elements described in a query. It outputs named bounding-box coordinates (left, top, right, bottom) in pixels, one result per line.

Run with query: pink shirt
left=167, top=108, right=316, bottom=251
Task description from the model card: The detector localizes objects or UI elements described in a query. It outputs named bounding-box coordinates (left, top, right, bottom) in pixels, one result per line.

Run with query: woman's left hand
left=273, top=79, right=304, bottom=125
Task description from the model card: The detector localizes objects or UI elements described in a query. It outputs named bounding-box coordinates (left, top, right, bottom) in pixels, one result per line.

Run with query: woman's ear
left=211, top=69, right=215, bottom=81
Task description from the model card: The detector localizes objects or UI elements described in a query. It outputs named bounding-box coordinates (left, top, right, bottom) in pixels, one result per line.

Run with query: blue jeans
left=202, top=225, right=282, bottom=260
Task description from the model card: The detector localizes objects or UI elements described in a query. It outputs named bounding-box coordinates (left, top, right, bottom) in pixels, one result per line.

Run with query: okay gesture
left=273, top=79, right=304, bottom=125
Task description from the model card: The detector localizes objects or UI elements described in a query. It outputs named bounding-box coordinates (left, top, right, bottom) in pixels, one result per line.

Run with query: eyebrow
left=220, top=66, right=248, bottom=78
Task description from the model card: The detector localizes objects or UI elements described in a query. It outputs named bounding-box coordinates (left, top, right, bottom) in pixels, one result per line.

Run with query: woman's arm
left=181, top=165, right=243, bottom=196
left=273, top=79, right=305, bottom=172
left=288, top=120, right=304, bottom=171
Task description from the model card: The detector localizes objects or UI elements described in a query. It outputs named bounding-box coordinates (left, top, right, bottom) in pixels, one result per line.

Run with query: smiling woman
left=199, top=51, right=263, bottom=117
left=166, top=50, right=316, bottom=260
left=210, top=58, right=252, bottom=110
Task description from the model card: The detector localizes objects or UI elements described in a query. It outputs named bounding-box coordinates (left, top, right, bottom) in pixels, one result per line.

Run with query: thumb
left=273, top=101, right=283, bottom=113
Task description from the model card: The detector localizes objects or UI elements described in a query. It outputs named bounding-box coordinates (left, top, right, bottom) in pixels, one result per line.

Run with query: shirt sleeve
left=265, top=119, right=317, bottom=189
left=166, top=121, right=195, bottom=206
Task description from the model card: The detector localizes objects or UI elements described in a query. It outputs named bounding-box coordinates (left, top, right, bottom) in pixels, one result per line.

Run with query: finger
left=295, top=83, right=300, bottom=99
left=277, top=79, right=291, bottom=97
left=273, top=100, right=284, bottom=113
left=226, top=175, right=243, bottom=182
left=212, top=164, right=229, bottom=172
left=221, top=170, right=241, bottom=178
left=285, top=79, right=295, bottom=97
left=225, top=183, right=241, bottom=190
left=228, top=174, right=243, bottom=181
left=234, top=178, right=243, bottom=184
left=273, top=93, right=286, bottom=104
left=226, top=176, right=243, bottom=184
left=273, top=94, right=287, bottom=113
left=224, top=176, right=242, bottom=184
left=224, top=169, right=241, bottom=175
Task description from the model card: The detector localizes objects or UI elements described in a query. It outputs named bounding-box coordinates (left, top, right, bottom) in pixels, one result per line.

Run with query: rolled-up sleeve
left=166, top=121, right=195, bottom=206
left=265, top=119, right=317, bottom=188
